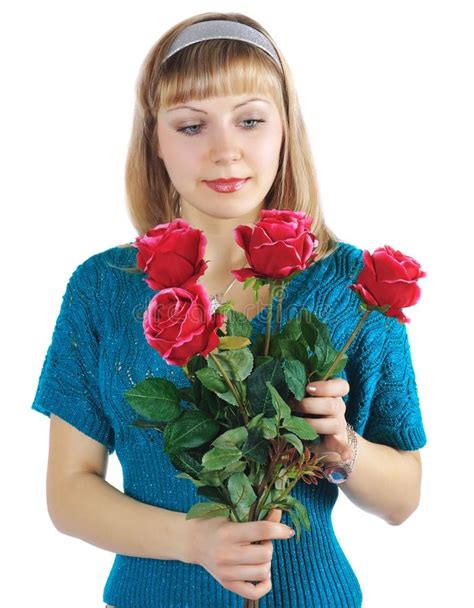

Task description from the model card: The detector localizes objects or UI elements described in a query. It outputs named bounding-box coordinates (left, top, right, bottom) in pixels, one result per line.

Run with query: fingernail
left=307, top=385, right=317, bottom=393
left=288, top=529, right=295, bottom=536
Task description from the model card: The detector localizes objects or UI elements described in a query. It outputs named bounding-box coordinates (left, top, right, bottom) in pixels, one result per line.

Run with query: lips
left=204, top=178, right=250, bottom=193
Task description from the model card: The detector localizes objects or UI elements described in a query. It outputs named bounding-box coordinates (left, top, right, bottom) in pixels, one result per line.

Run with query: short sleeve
left=361, top=317, right=427, bottom=451
left=31, top=260, right=115, bottom=454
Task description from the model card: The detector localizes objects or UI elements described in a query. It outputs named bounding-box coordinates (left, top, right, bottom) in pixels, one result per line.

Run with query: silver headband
left=162, top=20, right=282, bottom=71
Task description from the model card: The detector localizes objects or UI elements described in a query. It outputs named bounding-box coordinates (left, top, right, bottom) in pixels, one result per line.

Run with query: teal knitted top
left=31, top=240, right=427, bottom=608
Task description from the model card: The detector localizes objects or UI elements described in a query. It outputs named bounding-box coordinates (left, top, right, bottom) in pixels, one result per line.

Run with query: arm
left=338, top=428, right=422, bottom=525
left=295, top=379, right=423, bottom=526
left=47, top=414, right=195, bottom=563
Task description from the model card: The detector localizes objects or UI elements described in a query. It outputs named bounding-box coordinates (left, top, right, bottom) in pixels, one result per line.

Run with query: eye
left=176, top=119, right=266, bottom=137
left=241, top=119, right=265, bottom=129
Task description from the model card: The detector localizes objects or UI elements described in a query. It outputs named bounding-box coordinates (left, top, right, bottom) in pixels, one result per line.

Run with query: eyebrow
left=166, top=97, right=270, bottom=114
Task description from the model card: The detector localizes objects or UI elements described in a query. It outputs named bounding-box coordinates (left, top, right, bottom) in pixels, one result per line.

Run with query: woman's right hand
left=186, top=508, right=293, bottom=601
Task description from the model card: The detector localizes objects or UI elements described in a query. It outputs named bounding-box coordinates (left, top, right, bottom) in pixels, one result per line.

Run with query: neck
left=180, top=201, right=261, bottom=276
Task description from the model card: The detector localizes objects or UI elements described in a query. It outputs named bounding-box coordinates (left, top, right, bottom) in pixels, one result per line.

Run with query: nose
left=209, top=124, right=242, bottom=164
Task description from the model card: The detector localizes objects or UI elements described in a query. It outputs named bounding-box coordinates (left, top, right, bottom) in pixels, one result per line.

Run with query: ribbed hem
left=103, top=482, right=362, bottom=608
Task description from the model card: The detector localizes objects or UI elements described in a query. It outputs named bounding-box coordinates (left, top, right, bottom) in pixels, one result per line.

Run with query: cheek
left=257, top=129, right=283, bottom=172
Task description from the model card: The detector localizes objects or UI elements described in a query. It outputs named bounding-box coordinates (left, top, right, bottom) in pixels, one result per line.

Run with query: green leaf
left=225, top=309, right=253, bottom=339
left=281, top=415, right=318, bottom=440
left=199, top=469, right=222, bottom=487
left=247, top=413, right=264, bottom=431
left=132, top=419, right=166, bottom=431
left=265, top=383, right=292, bottom=420
left=219, top=336, right=251, bottom=350
left=187, top=355, right=207, bottom=378
left=286, top=495, right=311, bottom=531
left=176, top=472, right=205, bottom=487
left=202, top=446, right=242, bottom=470
left=281, top=432, right=304, bottom=455
left=261, top=416, right=279, bottom=439
left=124, top=378, right=181, bottom=422
left=215, top=388, right=239, bottom=406
left=280, top=317, right=302, bottom=342
left=227, top=472, right=257, bottom=520
left=283, top=359, right=307, bottom=401
left=241, top=428, right=269, bottom=465
left=196, top=486, right=226, bottom=501
left=163, top=411, right=220, bottom=454
left=278, top=339, right=308, bottom=363
left=209, top=348, right=254, bottom=382
left=220, top=460, right=247, bottom=480
left=169, top=451, right=203, bottom=477
left=196, top=367, right=228, bottom=393
left=299, top=309, right=320, bottom=351
left=247, top=359, right=288, bottom=416
left=212, top=426, right=248, bottom=448
left=254, top=355, right=274, bottom=367
left=185, top=501, right=230, bottom=520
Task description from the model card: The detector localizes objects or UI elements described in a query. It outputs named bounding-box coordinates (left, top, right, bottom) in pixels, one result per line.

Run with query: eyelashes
left=176, top=119, right=266, bottom=137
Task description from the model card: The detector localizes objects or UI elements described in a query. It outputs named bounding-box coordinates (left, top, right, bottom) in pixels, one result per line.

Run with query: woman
left=32, top=12, right=426, bottom=608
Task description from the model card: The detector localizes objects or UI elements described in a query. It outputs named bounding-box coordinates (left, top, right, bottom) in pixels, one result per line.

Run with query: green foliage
left=227, top=472, right=257, bottom=521
left=124, top=378, right=181, bottom=422
left=281, top=415, right=318, bottom=440
left=129, top=296, right=352, bottom=541
left=247, top=359, right=288, bottom=416
left=298, top=309, right=348, bottom=379
left=185, top=501, right=231, bottom=520
left=202, top=446, right=243, bottom=470
left=241, top=428, right=269, bottom=465
left=163, top=411, right=220, bottom=455
left=218, top=336, right=251, bottom=350
left=208, top=348, right=254, bottom=382
left=225, top=309, right=253, bottom=338
left=196, top=367, right=227, bottom=393
left=283, top=359, right=307, bottom=401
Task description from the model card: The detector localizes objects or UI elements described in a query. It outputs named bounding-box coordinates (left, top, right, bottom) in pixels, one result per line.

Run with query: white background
left=2, top=1, right=472, bottom=606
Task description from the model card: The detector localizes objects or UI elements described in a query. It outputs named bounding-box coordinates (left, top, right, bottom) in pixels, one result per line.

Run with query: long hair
left=125, top=11, right=339, bottom=260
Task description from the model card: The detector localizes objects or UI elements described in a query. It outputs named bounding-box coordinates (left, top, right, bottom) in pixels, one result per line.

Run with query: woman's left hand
left=290, top=378, right=353, bottom=464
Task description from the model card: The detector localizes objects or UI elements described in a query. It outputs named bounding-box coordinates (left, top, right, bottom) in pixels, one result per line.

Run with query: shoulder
left=317, top=240, right=364, bottom=279
left=67, top=242, right=138, bottom=288
left=298, top=240, right=365, bottom=299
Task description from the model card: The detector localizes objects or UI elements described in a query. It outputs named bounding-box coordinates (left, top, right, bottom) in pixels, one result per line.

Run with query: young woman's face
left=156, top=93, right=284, bottom=221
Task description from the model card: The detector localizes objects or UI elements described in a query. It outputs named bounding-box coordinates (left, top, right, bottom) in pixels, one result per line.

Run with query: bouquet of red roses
left=120, top=209, right=425, bottom=605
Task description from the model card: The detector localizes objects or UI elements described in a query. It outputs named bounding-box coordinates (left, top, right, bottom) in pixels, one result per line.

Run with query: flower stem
left=322, top=309, right=371, bottom=380
left=275, top=280, right=285, bottom=333
left=264, top=282, right=276, bottom=357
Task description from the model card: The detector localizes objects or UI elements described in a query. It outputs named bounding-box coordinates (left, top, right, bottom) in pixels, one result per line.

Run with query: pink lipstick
left=204, top=178, right=250, bottom=193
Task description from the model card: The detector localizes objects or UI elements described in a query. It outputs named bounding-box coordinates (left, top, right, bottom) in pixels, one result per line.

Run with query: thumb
left=264, top=508, right=282, bottom=523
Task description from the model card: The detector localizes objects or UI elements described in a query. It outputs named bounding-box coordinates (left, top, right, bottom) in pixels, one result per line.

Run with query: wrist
left=322, top=422, right=359, bottom=485
left=180, top=513, right=200, bottom=565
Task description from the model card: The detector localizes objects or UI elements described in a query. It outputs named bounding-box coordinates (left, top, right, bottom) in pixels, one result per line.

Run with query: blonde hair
left=125, top=11, right=339, bottom=260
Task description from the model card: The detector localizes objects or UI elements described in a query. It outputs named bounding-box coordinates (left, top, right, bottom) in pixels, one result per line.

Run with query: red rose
left=133, top=219, right=208, bottom=290
left=349, top=245, right=426, bottom=323
left=231, top=209, right=318, bottom=281
left=143, top=283, right=224, bottom=367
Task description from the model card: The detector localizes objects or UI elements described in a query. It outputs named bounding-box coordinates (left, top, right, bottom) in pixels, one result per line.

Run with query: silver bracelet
left=322, top=422, right=359, bottom=485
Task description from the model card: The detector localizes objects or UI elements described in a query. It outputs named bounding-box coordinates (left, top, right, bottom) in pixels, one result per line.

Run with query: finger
left=306, top=378, right=350, bottom=397
left=232, top=539, right=273, bottom=565
left=232, top=521, right=294, bottom=543
left=226, top=577, right=272, bottom=601
left=264, top=508, right=282, bottom=523
left=303, top=416, right=344, bottom=435
left=222, top=562, right=271, bottom=582
left=294, top=396, right=346, bottom=417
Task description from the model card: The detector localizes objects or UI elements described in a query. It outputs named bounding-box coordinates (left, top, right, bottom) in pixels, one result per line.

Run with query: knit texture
left=31, top=240, right=427, bottom=608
